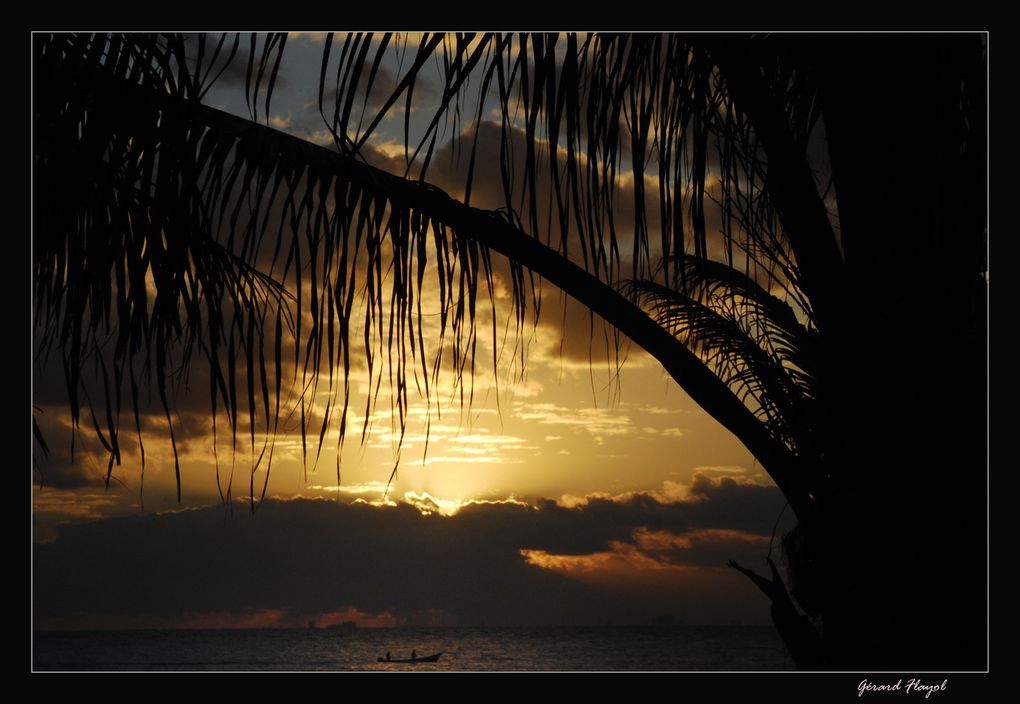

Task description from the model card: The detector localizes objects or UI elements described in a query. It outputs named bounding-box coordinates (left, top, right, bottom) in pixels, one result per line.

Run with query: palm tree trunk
left=802, top=35, right=986, bottom=669
left=705, top=35, right=986, bottom=668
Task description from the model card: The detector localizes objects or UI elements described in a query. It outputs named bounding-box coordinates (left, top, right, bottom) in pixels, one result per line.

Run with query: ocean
left=33, top=625, right=792, bottom=671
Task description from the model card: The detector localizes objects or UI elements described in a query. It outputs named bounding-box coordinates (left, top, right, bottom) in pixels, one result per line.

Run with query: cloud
left=507, top=401, right=636, bottom=441
left=287, top=32, right=330, bottom=44
left=33, top=489, right=128, bottom=543
left=320, top=64, right=438, bottom=116
left=521, top=528, right=768, bottom=573
left=554, top=474, right=786, bottom=536
left=691, top=465, right=748, bottom=475
left=34, top=477, right=786, bottom=629
left=308, top=481, right=390, bottom=495
left=274, top=58, right=438, bottom=152
left=194, top=42, right=290, bottom=95
left=32, top=451, right=107, bottom=490
left=34, top=498, right=595, bottom=628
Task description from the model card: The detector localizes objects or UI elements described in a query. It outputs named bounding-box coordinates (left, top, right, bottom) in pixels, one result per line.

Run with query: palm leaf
left=624, top=276, right=817, bottom=461
left=33, top=32, right=835, bottom=519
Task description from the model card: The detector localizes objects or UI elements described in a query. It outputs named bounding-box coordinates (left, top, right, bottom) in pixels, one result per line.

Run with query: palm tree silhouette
left=32, top=32, right=986, bottom=669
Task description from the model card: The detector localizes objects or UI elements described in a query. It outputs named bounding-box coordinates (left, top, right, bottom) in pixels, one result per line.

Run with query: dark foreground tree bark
left=779, top=35, right=986, bottom=669
left=680, top=35, right=986, bottom=669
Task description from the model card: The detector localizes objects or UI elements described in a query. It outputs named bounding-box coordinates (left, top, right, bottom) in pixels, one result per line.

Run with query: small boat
left=378, top=652, right=442, bottom=664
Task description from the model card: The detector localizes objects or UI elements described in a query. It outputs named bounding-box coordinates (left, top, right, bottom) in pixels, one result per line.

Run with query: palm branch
left=31, top=32, right=898, bottom=519
left=624, top=265, right=819, bottom=460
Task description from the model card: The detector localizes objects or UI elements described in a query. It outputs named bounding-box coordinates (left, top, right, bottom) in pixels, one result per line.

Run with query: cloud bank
left=34, top=475, right=785, bottom=629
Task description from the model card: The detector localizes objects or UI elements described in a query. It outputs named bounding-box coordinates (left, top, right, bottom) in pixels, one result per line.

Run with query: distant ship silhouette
left=326, top=621, right=358, bottom=633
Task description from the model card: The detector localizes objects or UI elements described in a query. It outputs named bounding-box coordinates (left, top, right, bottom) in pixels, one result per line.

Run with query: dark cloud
left=33, top=457, right=105, bottom=490
left=687, top=474, right=787, bottom=531
left=320, top=64, right=437, bottom=116
left=35, top=499, right=596, bottom=627
left=34, top=479, right=783, bottom=627
left=283, top=60, right=437, bottom=149
left=33, top=352, right=229, bottom=469
left=202, top=45, right=290, bottom=92
left=32, top=392, right=121, bottom=490
left=32, top=351, right=75, bottom=409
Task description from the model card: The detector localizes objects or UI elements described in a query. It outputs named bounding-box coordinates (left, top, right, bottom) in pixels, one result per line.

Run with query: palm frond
left=34, top=33, right=296, bottom=504
left=624, top=273, right=817, bottom=459
left=33, top=32, right=835, bottom=519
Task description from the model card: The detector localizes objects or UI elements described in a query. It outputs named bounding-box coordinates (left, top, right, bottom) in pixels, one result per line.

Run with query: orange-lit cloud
left=314, top=607, right=400, bottom=629
left=521, top=527, right=769, bottom=577
left=522, top=541, right=666, bottom=573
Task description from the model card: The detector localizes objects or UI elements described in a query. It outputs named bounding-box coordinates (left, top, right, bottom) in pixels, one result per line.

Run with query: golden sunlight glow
left=401, top=490, right=530, bottom=516
left=402, top=490, right=465, bottom=516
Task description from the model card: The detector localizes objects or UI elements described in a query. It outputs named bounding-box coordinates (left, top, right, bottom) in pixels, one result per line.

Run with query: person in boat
left=411, top=649, right=416, bottom=660
left=386, top=652, right=391, bottom=661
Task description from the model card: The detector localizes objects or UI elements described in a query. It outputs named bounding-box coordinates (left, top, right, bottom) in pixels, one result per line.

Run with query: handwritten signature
left=859, top=679, right=948, bottom=699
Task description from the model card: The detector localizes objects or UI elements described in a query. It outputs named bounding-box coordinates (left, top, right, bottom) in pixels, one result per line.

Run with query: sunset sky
left=32, top=33, right=798, bottom=630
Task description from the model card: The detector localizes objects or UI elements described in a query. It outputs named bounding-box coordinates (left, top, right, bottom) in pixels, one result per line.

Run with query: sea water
left=33, top=625, right=791, bottom=671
